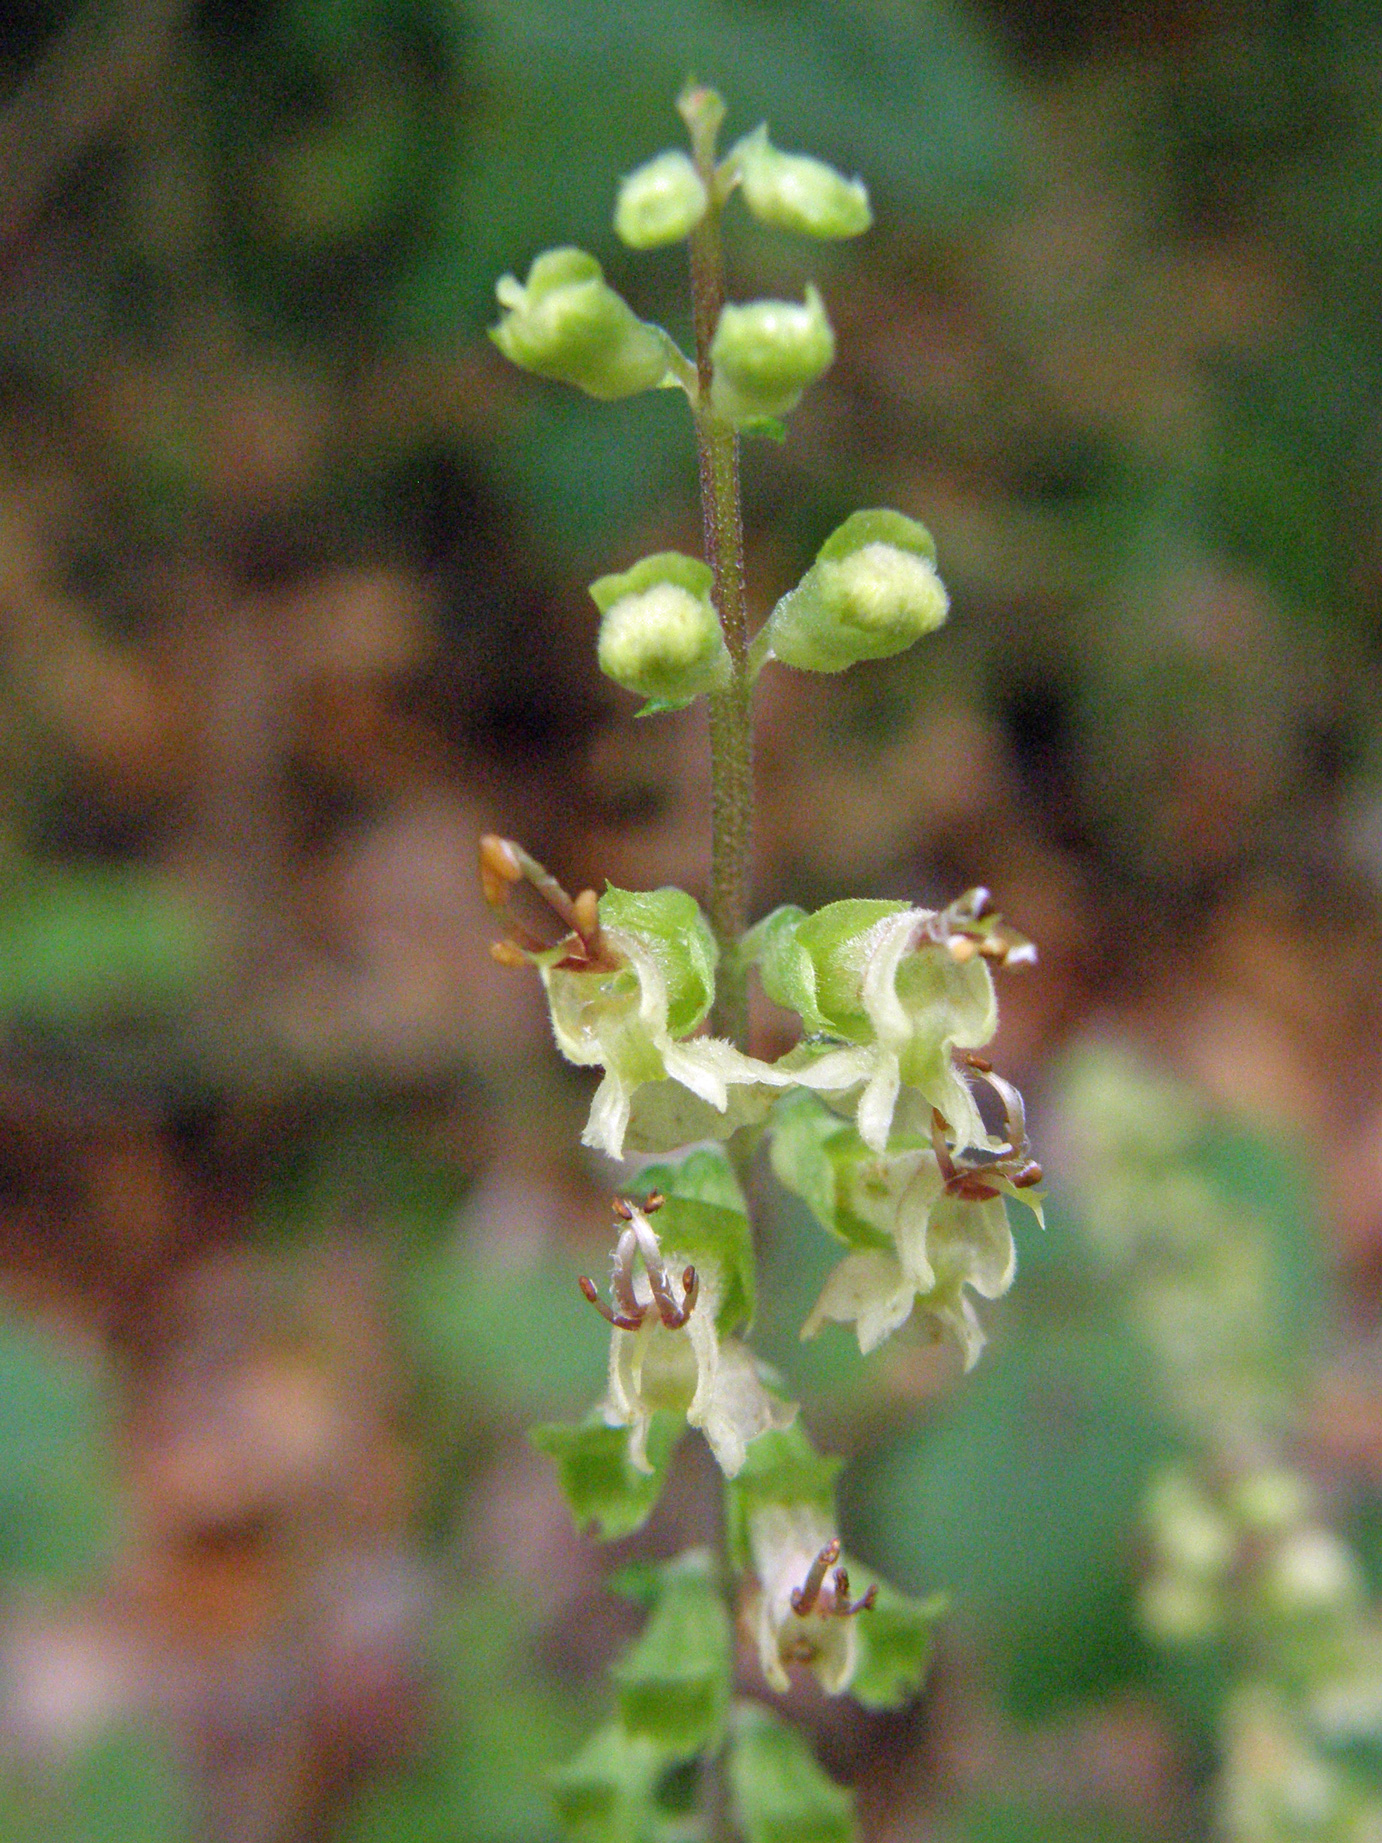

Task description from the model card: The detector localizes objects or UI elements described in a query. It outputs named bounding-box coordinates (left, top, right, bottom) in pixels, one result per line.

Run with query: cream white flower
left=747, top=1501, right=868, bottom=1694
left=851, top=909, right=997, bottom=1154
left=592, top=1205, right=793, bottom=1477
left=802, top=1162, right=1018, bottom=1370
left=544, top=925, right=779, bottom=1162
left=749, top=893, right=1031, bottom=1156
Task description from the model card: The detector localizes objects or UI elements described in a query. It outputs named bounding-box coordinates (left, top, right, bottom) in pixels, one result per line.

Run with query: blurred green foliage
left=0, top=1727, right=192, bottom=1843
left=0, top=1307, right=119, bottom=1581
left=339, top=1589, right=585, bottom=1843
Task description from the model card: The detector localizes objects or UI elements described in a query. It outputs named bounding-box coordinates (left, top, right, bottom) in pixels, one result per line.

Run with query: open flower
left=751, top=890, right=1033, bottom=1154
left=748, top=1501, right=875, bottom=1694
left=802, top=1184, right=1019, bottom=1369
left=480, top=837, right=778, bottom=1159
left=786, top=1072, right=1041, bottom=1367
left=582, top=1197, right=793, bottom=1476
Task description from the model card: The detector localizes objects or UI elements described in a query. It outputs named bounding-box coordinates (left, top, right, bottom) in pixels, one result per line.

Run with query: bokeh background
left=2, top=1, right=1381, bottom=1838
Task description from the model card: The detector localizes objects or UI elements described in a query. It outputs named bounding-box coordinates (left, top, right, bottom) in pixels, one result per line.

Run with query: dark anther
left=652, top=1264, right=698, bottom=1330
left=612, top=1197, right=634, bottom=1220
left=643, top=1190, right=665, bottom=1214
left=578, top=1275, right=644, bottom=1331
left=478, top=835, right=619, bottom=973
left=791, top=1539, right=840, bottom=1616
left=830, top=1566, right=877, bottom=1616
left=934, top=1065, right=1042, bottom=1203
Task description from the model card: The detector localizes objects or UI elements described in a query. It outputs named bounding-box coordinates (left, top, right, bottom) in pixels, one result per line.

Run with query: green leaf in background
left=0, top=1308, right=118, bottom=1582
left=548, top=1721, right=663, bottom=1843
left=850, top=1324, right=1173, bottom=1719
left=0, top=869, right=212, bottom=1031
left=0, top=1726, right=192, bottom=1843
left=955, top=1799, right=1152, bottom=1843
left=727, top=1701, right=855, bottom=1843
left=1194, top=1121, right=1325, bottom=1372
left=610, top=1549, right=732, bottom=1761
left=341, top=1586, right=588, bottom=1843
left=256, top=1108, right=469, bottom=1251
left=530, top=1414, right=681, bottom=1542
left=410, top=1248, right=609, bottom=1421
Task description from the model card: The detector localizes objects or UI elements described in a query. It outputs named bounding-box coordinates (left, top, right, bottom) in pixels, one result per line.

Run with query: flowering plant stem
left=682, top=83, right=753, bottom=1048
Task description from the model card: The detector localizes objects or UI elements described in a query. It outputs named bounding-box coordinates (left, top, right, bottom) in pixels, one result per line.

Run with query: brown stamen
left=578, top=1275, right=644, bottom=1331
left=572, top=888, right=601, bottom=943
left=654, top=1266, right=699, bottom=1330
left=791, top=1539, right=841, bottom=1616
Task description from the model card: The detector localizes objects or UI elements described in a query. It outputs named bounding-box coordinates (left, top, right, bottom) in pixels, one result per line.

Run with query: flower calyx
left=615, top=150, right=709, bottom=248
left=728, top=125, right=872, bottom=240
left=709, top=285, right=835, bottom=425
left=590, top=551, right=732, bottom=712
left=580, top=1193, right=700, bottom=1333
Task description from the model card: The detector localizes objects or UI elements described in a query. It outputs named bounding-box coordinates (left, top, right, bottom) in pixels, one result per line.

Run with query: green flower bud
left=732, top=125, right=871, bottom=239
left=764, top=509, right=949, bottom=672
left=590, top=551, right=731, bottom=710
left=709, top=286, right=835, bottom=424
left=615, top=150, right=708, bottom=248
left=490, top=246, right=670, bottom=399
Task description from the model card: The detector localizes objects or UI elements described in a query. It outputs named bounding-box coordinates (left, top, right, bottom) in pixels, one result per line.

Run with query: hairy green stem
left=681, top=84, right=752, bottom=1049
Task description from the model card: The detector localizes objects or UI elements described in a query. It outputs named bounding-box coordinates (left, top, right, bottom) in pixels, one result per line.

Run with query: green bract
left=849, top=1578, right=947, bottom=1712
left=490, top=247, right=671, bottom=400
left=732, top=125, right=872, bottom=239
left=611, top=1551, right=732, bottom=1760
left=763, top=509, right=948, bottom=673
left=709, top=286, right=835, bottom=424
left=548, top=1722, right=662, bottom=1843
left=590, top=552, right=731, bottom=710
left=615, top=150, right=708, bottom=248
left=529, top=1413, right=681, bottom=1541
left=728, top=1703, right=854, bottom=1843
